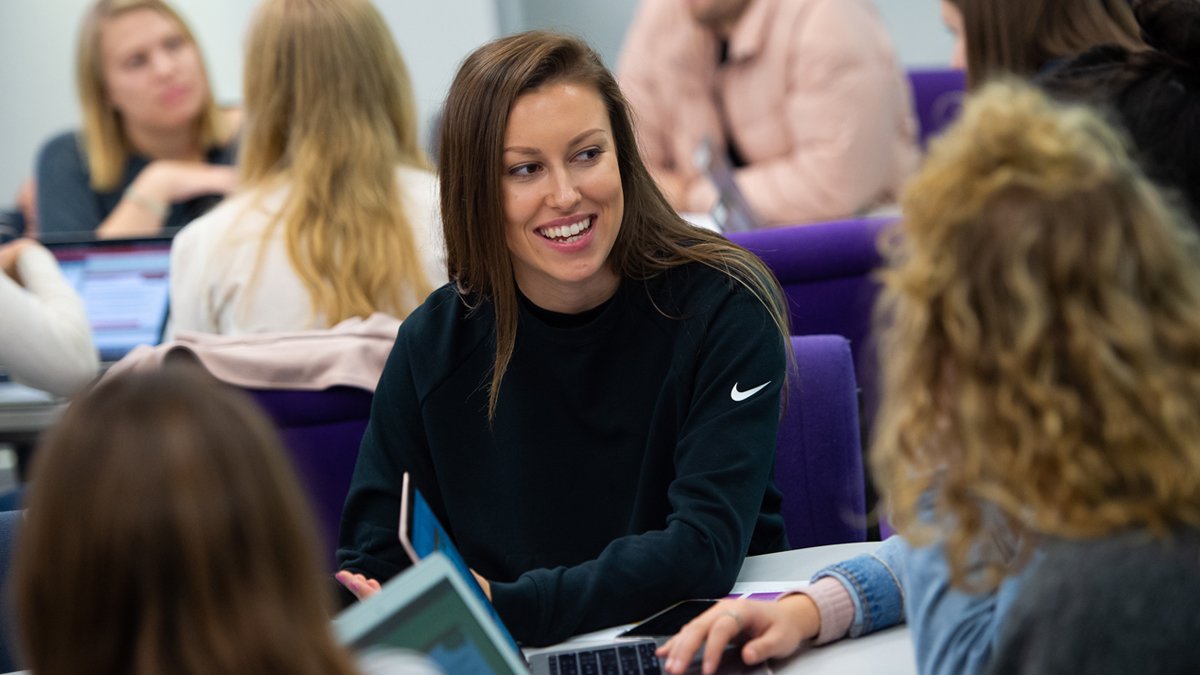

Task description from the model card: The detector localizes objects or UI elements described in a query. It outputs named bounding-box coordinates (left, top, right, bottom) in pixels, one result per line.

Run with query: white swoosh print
left=730, top=381, right=771, bottom=402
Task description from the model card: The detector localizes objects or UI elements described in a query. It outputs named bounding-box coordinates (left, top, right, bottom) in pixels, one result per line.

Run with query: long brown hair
left=438, top=30, right=789, bottom=420
left=15, top=366, right=360, bottom=675
left=872, top=80, right=1200, bottom=590
left=239, top=0, right=434, bottom=324
left=948, top=0, right=1143, bottom=87
left=75, top=0, right=228, bottom=190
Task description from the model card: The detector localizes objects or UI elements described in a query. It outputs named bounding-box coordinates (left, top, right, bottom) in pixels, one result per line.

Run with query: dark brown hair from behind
left=14, top=364, right=359, bottom=675
left=948, top=0, right=1143, bottom=87
left=1039, top=0, right=1200, bottom=224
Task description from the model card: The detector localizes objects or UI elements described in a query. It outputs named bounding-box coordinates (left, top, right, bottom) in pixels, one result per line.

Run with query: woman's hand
left=97, top=161, right=238, bottom=238
left=334, top=568, right=493, bottom=604
left=334, top=570, right=382, bottom=601
left=135, top=160, right=238, bottom=204
left=0, top=238, right=36, bottom=284
left=471, top=569, right=492, bottom=601
left=656, top=596, right=821, bottom=675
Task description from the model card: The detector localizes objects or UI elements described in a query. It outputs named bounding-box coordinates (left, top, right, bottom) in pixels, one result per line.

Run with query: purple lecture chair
left=777, top=334, right=867, bottom=548
left=105, top=315, right=400, bottom=570
left=246, top=386, right=374, bottom=571
left=907, top=67, right=967, bottom=148
left=728, top=217, right=893, bottom=435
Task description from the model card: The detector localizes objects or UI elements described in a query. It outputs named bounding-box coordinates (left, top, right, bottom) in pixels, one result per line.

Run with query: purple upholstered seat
left=907, top=67, right=967, bottom=148
left=728, top=217, right=893, bottom=434
left=106, top=317, right=399, bottom=570
left=246, top=386, right=373, bottom=571
left=777, top=335, right=867, bottom=548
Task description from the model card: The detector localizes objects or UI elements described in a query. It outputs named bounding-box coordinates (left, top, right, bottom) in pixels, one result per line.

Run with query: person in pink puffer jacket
left=618, top=0, right=919, bottom=227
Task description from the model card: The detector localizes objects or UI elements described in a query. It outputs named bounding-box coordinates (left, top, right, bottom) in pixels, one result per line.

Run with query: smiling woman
left=501, top=82, right=624, bottom=313
left=335, top=30, right=794, bottom=647
left=34, top=0, right=239, bottom=238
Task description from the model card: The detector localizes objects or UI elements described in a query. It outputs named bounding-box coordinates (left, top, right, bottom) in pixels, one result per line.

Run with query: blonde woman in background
left=170, top=0, right=442, bottom=335
left=35, top=0, right=239, bottom=239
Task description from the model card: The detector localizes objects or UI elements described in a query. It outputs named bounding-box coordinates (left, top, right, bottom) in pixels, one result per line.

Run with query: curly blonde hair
left=872, top=80, right=1200, bottom=589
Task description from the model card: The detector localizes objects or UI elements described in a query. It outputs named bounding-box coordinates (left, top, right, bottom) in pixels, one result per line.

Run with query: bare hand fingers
left=698, top=610, right=744, bottom=674
left=334, top=570, right=381, bottom=600
left=741, top=621, right=804, bottom=665
left=660, top=602, right=743, bottom=674
left=658, top=608, right=719, bottom=673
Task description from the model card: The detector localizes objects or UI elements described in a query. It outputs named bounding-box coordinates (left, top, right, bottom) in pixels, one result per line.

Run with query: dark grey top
left=35, top=131, right=235, bottom=238
left=987, top=528, right=1200, bottom=675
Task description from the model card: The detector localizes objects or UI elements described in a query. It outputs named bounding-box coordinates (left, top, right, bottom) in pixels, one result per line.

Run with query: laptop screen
left=46, top=238, right=172, bottom=363
left=399, top=473, right=524, bottom=658
left=336, top=553, right=528, bottom=675
left=351, top=577, right=517, bottom=675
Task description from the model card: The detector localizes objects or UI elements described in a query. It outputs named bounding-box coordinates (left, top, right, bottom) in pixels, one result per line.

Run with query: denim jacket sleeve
left=896, top=530, right=1029, bottom=675
left=811, top=535, right=908, bottom=638
left=814, top=530, right=1032, bottom=675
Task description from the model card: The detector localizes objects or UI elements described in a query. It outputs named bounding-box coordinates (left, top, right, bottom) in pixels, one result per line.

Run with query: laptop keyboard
left=546, top=641, right=662, bottom=674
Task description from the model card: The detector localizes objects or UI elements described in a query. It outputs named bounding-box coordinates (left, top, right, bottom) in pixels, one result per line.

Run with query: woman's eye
left=124, top=54, right=147, bottom=69
left=508, top=164, right=541, bottom=177
left=575, top=147, right=602, bottom=162
left=164, top=35, right=186, bottom=51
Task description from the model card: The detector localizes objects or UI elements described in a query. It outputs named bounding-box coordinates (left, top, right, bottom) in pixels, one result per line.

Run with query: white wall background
left=503, top=0, right=954, bottom=72
left=0, top=0, right=950, bottom=208
left=0, top=0, right=498, bottom=209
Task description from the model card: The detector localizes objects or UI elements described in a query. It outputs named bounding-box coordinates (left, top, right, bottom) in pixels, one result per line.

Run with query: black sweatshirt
left=337, top=262, right=786, bottom=645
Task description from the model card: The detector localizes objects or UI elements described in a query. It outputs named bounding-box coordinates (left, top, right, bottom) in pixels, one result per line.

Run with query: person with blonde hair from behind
left=659, top=80, right=1200, bottom=675
left=170, top=0, right=442, bottom=335
left=11, top=365, right=437, bottom=675
left=35, top=0, right=239, bottom=238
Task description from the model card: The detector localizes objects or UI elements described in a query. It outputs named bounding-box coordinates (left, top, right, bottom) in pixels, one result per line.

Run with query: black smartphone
left=618, top=599, right=719, bottom=638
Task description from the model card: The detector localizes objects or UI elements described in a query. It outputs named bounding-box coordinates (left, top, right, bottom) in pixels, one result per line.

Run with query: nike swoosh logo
left=730, top=381, right=771, bottom=402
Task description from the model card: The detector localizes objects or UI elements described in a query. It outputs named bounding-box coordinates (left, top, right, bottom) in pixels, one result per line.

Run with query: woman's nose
left=547, top=168, right=582, bottom=210
left=150, top=50, right=176, bottom=77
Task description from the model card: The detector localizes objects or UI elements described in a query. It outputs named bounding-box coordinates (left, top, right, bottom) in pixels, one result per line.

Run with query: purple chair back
left=907, top=68, right=966, bottom=147
left=245, top=386, right=373, bottom=571
left=777, top=335, right=867, bottom=547
left=729, top=217, right=892, bottom=434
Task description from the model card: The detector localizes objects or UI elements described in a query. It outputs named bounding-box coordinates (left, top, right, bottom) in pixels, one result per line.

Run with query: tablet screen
left=399, top=473, right=523, bottom=654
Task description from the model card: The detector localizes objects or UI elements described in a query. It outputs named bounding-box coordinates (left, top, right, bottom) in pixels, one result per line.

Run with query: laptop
left=694, top=137, right=762, bottom=233
left=335, top=552, right=530, bottom=675
left=0, top=235, right=173, bottom=403
left=43, top=235, right=173, bottom=366
left=336, top=471, right=767, bottom=674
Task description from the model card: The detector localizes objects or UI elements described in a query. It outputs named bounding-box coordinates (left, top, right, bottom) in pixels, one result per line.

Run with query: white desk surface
left=0, top=381, right=64, bottom=435
left=736, top=543, right=915, bottom=675
left=532, top=542, right=915, bottom=675
left=4, top=545, right=914, bottom=675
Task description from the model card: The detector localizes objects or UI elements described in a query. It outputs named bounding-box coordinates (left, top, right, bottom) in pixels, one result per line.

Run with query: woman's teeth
left=539, top=217, right=591, bottom=242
